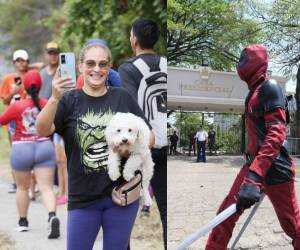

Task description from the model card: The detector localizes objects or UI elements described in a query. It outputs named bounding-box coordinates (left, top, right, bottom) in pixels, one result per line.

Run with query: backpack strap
left=133, top=58, right=151, bottom=78
left=132, top=56, right=167, bottom=77
left=159, top=57, right=167, bottom=73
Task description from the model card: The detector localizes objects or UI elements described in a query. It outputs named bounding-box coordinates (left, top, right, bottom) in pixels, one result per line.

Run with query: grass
left=131, top=202, right=164, bottom=250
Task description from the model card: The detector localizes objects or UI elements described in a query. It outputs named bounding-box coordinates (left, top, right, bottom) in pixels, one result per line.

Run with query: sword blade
left=174, top=204, right=237, bottom=250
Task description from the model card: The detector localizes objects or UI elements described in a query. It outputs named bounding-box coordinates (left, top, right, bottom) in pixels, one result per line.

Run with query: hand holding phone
left=59, top=52, right=76, bottom=88
left=14, top=77, right=22, bottom=86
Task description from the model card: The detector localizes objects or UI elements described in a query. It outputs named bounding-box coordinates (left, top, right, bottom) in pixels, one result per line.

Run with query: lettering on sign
left=180, top=80, right=234, bottom=97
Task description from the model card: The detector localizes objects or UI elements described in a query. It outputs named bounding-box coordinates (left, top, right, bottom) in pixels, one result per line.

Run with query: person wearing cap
left=36, top=39, right=154, bottom=250
left=0, top=49, right=29, bottom=194
left=0, top=49, right=46, bottom=194
left=0, top=69, right=60, bottom=238
left=76, top=38, right=121, bottom=88
left=39, top=42, right=60, bottom=99
left=39, top=42, right=68, bottom=206
left=0, top=49, right=28, bottom=105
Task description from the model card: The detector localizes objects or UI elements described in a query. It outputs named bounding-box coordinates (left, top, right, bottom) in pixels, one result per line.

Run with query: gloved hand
left=237, top=171, right=263, bottom=212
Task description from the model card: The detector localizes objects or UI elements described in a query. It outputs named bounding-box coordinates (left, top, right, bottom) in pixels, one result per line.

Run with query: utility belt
left=245, top=140, right=290, bottom=166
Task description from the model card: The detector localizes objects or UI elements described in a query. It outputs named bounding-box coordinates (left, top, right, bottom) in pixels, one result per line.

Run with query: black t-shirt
left=118, top=53, right=162, bottom=100
left=54, top=87, right=149, bottom=210
left=208, top=130, right=216, bottom=141
left=170, top=134, right=178, bottom=144
left=189, top=132, right=195, bottom=142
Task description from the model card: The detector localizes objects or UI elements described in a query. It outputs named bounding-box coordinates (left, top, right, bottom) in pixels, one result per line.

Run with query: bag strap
left=134, top=169, right=143, bottom=179
left=133, top=58, right=151, bottom=77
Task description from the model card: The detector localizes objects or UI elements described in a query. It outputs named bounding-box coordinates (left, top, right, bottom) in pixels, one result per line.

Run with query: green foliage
left=0, top=0, right=166, bottom=67
left=0, top=102, right=10, bottom=161
left=0, top=0, right=60, bottom=60
left=247, top=0, right=300, bottom=73
left=172, top=112, right=243, bottom=154
left=173, top=112, right=209, bottom=147
left=216, top=126, right=241, bottom=155
left=44, top=0, right=166, bottom=68
left=167, top=0, right=263, bottom=71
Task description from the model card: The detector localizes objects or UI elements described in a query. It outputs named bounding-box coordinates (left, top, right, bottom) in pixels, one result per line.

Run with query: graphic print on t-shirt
left=76, top=109, right=114, bottom=174
left=22, top=107, right=39, bottom=135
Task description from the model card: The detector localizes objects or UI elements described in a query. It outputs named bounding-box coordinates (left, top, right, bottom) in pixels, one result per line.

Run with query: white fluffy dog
left=105, top=112, right=154, bottom=206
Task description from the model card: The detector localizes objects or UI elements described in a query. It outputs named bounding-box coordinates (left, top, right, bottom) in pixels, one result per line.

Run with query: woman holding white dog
left=36, top=39, right=154, bottom=250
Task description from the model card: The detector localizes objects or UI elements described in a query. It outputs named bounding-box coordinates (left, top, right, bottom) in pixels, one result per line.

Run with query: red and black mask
left=237, top=44, right=268, bottom=90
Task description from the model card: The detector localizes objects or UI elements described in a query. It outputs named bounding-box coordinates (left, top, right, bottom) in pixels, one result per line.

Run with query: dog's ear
left=136, top=116, right=150, bottom=149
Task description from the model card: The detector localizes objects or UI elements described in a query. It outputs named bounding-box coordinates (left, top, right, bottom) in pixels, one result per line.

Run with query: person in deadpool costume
left=205, top=44, right=300, bottom=250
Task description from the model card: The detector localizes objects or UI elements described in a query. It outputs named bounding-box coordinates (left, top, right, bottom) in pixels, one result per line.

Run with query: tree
left=167, top=0, right=263, bottom=70
left=0, top=0, right=62, bottom=60
left=44, top=0, right=167, bottom=68
left=246, top=0, right=300, bottom=139
left=247, top=0, right=300, bottom=72
left=173, top=112, right=208, bottom=147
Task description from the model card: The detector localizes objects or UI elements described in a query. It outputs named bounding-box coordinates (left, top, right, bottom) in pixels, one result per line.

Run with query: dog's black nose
left=122, top=138, right=128, bottom=143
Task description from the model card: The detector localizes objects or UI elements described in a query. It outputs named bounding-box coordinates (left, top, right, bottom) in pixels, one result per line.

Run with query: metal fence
left=168, top=113, right=243, bottom=155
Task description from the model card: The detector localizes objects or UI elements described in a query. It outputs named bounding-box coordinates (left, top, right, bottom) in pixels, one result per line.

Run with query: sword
left=173, top=204, right=237, bottom=250
left=230, top=193, right=265, bottom=250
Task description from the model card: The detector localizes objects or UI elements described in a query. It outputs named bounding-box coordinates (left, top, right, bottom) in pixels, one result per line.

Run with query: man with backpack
left=119, top=19, right=167, bottom=249
left=205, top=44, right=300, bottom=249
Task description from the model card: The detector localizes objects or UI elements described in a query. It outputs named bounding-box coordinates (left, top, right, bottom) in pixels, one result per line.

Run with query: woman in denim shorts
left=0, top=70, right=60, bottom=239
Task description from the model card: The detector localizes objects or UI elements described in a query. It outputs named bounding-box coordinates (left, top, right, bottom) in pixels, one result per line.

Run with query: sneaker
left=141, top=206, right=150, bottom=217
left=8, top=183, right=16, bottom=194
left=56, top=196, right=68, bottom=205
left=17, top=218, right=29, bottom=232
left=48, top=216, right=60, bottom=239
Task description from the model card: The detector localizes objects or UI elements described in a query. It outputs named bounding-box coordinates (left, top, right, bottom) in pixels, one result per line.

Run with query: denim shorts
left=11, top=140, right=56, bottom=171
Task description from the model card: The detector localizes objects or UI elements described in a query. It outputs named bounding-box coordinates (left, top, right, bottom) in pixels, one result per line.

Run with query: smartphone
left=59, top=52, right=76, bottom=88
left=14, top=77, right=22, bottom=86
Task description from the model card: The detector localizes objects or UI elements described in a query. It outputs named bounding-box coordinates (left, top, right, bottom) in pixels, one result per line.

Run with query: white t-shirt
left=195, top=131, right=208, bottom=141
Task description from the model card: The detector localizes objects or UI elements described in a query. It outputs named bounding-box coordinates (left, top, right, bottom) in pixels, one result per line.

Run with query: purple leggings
left=67, top=197, right=139, bottom=250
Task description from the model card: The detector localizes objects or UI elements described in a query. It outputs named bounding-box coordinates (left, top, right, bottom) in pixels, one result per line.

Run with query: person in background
left=0, top=50, right=29, bottom=194
left=0, top=50, right=45, bottom=194
left=188, top=129, right=196, bottom=156
left=195, top=126, right=208, bottom=163
left=0, top=70, right=59, bottom=238
left=39, top=41, right=68, bottom=205
left=140, top=185, right=154, bottom=216
left=208, top=126, right=216, bottom=155
left=119, top=19, right=167, bottom=249
left=169, top=131, right=179, bottom=155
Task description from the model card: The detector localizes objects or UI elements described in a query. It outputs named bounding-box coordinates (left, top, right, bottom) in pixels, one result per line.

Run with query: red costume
left=206, top=44, right=300, bottom=249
